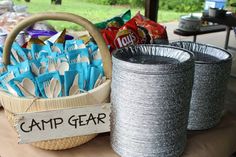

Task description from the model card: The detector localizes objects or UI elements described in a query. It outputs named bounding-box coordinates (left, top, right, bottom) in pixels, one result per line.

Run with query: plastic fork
left=43, top=81, right=53, bottom=98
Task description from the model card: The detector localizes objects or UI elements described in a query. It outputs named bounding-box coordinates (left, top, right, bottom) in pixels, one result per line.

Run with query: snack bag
left=133, top=12, right=169, bottom=44
left=25, top=37, right=45, bottom=49
left=100, top=27, right=119, bottom=53
left=95, top=10, right=131, bottom=29
left=101, top=17, right=145, bottom=52
left=114, top=18, right=142, bottom=48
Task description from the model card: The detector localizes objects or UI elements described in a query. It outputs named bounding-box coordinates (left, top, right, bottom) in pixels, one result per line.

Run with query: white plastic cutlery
left=69, top=74, right=80, bottom=95
left=39, top=66, right=46, bottom=74
left=31, top=63, right=39, bottom=76
left=44, top=81, right=52, bottom=98
left=53, top=79, right=61, bottom=98
left=21, top=78, right=36, bottom=96
left=58, top=62, right=69, bottom=75
left=15, top=81, right=34, bottom=98
left=5, top=83, right=18, bottom=96
left=49, top=78, right=61, bottom=98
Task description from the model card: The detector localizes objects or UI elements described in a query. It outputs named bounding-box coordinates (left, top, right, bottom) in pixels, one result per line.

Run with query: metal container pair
left=111, top=45, right=195, bottom=157
left=171, top=41, right=232, bottom=130
left=111, top=43, right=232, bottom=157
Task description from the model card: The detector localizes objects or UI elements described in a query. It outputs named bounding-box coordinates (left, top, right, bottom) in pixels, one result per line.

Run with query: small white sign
left=15, top=103, right=111, bottom=144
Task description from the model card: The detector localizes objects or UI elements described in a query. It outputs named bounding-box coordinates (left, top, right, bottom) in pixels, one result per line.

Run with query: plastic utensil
left=43, top=81, right=52, bottom=98
left=53, top=79, right=61, bottom=97
left=31, top=63, right=39, bottom=76
left=15, top=81, right=34, bottom=97
left=5, top=83, right=18, bottom=96
left=58, top=62, right=69, bottom=75
left=21, top=78, right=36, bottom=96
left=69, top=74, right=80, bottom=95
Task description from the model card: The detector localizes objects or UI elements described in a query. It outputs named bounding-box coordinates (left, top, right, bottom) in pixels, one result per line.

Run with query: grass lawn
left=14, top=0, right=186, bottom=30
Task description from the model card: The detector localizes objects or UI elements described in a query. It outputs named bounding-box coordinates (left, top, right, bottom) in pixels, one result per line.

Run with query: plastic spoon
left=58, top=62, right=69, bottom=75
left=69, top=74, right=80, bottom=95
left=44, top=81, right=52, bottom=98
left=39, top=66, right=47, bottom=74
left=53, top=79, right=61, bottom=98
left=51, top=45, right=61, bottom=53
left=15, top=81, right=34, bottom=98
left=48, top=60, right=56, bottom=72
left=49, top=78, right=61, bottom=98
left=21, top=78, right=36, bottom=96
left=49, top=78, right=57, bottom=96
left=31, top=63, right=39, bottom=76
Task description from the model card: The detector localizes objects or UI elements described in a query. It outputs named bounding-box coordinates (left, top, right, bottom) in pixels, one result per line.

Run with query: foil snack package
left=95, top=10, right=131, bottom=29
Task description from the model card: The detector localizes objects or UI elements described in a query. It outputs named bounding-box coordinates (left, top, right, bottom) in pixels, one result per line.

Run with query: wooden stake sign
left=15, top=103, right=111, bottom=144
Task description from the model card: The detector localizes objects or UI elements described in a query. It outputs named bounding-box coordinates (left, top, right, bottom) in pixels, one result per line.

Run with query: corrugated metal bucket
left=171, top=41, right=232, bottom=130
left=111, top=44, right=195, bottom=157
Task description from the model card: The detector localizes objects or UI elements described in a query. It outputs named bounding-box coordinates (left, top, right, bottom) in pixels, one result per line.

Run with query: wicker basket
left=0, top=12, right=112, bottom=150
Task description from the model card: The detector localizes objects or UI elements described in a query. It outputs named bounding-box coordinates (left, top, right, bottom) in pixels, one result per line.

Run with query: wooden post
left=145, top=0, right=159, bottom=22
left=51, top=0, right=62, bottom=5
left=55, top=0, right=62, bottom=5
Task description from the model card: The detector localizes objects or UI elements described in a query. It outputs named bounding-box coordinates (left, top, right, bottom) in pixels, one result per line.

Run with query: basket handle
left=3, top=12, right=112, bottom=79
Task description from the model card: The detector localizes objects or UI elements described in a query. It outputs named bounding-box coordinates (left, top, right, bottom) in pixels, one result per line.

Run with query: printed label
left=15, top=103, right=111, bottom=144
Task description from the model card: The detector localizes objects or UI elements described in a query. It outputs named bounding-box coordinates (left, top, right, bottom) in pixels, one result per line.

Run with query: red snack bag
left=133, top=12, right=169, bottom=44
left=101, top=18, right=144, bottom=52
left=100, top=27, right=118, bottom=53
left=114, top=18, right=141, bottom=48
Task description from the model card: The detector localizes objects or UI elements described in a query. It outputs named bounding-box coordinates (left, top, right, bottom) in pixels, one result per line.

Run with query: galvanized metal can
left=171, top=41, right=232, bottom=130
left=111, top=44, right=195, bottom=157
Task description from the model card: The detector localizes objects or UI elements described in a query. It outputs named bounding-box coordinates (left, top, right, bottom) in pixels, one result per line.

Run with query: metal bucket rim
left=112, top=44, right=195, bottom=66
left=171, top=41, right=232, bottom=65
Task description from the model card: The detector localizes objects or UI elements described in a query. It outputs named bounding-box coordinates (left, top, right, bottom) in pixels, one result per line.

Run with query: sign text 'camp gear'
left=15, top=103, right=111, bottom=144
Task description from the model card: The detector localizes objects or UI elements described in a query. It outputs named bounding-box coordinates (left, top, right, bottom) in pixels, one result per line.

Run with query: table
left=174, top=24, right=226, bottom=43
left=1, top=108, right=236, bottom=157
left=1, top=78, right=236, bottom=157
left=202, top=14, right=236, bottom=49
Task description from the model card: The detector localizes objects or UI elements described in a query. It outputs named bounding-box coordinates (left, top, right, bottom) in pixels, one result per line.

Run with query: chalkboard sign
left=15, top=103, right=111, bottom=144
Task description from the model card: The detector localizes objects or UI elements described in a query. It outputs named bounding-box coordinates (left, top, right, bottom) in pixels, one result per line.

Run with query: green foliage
left=86, top=0, right=204, bottom=11
left=86, top=0, right=116, bottom=5
left=159, top=0, right=205, bottom=12
left=116, top=0, right=129, bottom=5
left=129, top=0, right=144, bottom=7
left=86, top=0, right=144, bottom=6
left=14, top=0, right=186, bottom=30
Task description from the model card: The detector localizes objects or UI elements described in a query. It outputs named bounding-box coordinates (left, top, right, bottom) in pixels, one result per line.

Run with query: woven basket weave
left=0, top=12, right=112, bottom=150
